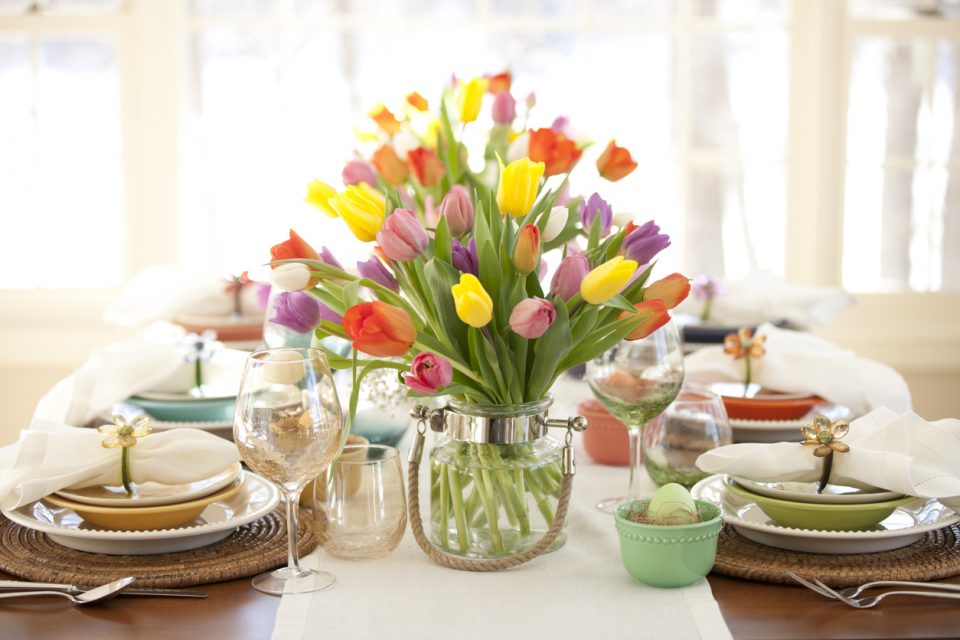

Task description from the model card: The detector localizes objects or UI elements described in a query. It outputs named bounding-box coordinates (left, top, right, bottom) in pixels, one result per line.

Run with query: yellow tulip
left=451, top=273, right=493, bottom=328
left=496, top=157, right=545, bottom=218
left=330, top=183, right=386, bottom=242
left=456, top=77, right=489, bottom=124
left=580, top=256, right=638, bottom=305
left=305, top=180, right=338, bottom=218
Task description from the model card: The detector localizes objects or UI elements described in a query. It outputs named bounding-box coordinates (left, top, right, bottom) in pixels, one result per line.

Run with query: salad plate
left=692, top=474, right=959, bottom=554
left=4, top=472, right=279, bottom=555
left=55, top=462, right=242, bottom=507
left=730, top=476, right=903, bottom=505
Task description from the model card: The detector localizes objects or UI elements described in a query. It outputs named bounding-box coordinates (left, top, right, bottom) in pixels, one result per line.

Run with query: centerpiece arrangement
left=268, top=71, right=689, bottom=562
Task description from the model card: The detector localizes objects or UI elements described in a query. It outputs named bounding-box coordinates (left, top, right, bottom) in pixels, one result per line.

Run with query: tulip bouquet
left=268, top=71, right=689, bottom=557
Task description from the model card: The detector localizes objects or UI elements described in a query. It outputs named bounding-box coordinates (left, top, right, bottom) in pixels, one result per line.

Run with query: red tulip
left=596, top=140, right=638, bottom=182
left=642, top=273, right=691, bottom=310
left=372, top=145, right=409, bottom=185
left=528, top=128, right=582, bottom=178
left=342, top=301, right=416, bottom=357
left=487, top=71, right=511, bottom=94
left=407, top=146, right=445, bottom=187
left=270, top=229, right=318, bottom=269
left=618, top=299, right=670, bottom=341
left=404, top=351, right=453, bottom=394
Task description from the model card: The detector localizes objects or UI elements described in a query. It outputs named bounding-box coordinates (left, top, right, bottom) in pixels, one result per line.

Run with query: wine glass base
left=252, top=567, right=336, bottom=595
left=596, top=496, right=638, bottom=514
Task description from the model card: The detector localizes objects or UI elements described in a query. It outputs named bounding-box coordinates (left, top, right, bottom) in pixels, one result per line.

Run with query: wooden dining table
left=1, top=570, right=958, bottom=639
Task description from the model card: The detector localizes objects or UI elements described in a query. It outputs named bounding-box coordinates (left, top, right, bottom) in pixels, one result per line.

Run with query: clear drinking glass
left=315, top=444, right=407, bottom=560
left=642, top=388, right=732, bottom=489
left=234, top=348, right=343, bottom=595
left=586, top=321, right=685, bottom=513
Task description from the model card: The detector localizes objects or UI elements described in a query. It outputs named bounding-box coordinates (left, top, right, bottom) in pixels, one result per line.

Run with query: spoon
left=0, top=577, right=135, bottom=605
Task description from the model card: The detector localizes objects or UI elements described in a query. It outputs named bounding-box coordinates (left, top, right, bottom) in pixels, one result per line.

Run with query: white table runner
left=272, top=428, right=732, bottom=640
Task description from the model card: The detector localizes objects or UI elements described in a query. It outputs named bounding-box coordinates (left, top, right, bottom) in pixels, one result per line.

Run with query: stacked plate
left=3, top=465, right=280, bottom=555
left=692, top=474, right=959, bottom=554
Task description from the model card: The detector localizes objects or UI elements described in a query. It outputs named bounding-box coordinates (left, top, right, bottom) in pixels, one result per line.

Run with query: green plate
left=724, top=480, right=917, bottom=531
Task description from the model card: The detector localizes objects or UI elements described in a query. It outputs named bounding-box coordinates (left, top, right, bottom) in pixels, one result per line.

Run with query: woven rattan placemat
left=712, top=523, right=960, bottom=587
left=0, top=507, right=317, bottom=588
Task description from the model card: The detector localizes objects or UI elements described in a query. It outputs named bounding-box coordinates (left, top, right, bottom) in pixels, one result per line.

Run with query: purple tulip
left=377, top=208, right=428, bottom=261
left=550, top=254, right=589, bottom=301
left=451, top=238, right=479, bottom=276
left=692, top=274, right=727, bottom=300
left=551, top=115, right=572, bottom=137
left=341, top=161, right=378, bottom=188
left=509, top=298, right=557, bottom=339
left=255, top=283, right=272, bottom=311
left=621, top=219, right=671, bottom=266
left=439, top=185, right=475, bottom=237
left=319, top=246, right=343, bottom=270
left=271, top=291, right=322, bottom=334
left=579, top=193, right=613, bottom=237
left=357, top=256, right=399, bottom=292
left=492, top=92, right=516, bottom=125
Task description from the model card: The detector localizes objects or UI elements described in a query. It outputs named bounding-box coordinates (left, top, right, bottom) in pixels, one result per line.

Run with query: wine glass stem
left=284, top=487, right=303, bottom=573
left=627, top=425, right=644, bottom=499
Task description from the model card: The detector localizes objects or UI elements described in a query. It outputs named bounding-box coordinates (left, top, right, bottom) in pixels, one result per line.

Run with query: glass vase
left=428, top=398, right=565, bottom=559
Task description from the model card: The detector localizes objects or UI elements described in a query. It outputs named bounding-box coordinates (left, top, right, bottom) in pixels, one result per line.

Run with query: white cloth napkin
left=677, top=271, right=855, bottom=329
left=696, top=408, right=960, bottom=510
left=0, top=419, right=240, bottom=510
left=684, top=323, right=911, bottom=416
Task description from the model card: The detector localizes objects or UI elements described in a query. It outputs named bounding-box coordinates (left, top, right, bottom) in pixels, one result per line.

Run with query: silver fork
left=785, top=571, right=960, bottom=599
left=811, top=578, right=960, bottom=609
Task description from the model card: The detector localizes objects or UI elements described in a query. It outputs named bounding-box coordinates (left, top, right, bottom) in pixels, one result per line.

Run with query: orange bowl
left=720, top=394, right=823, bottom=420
left=579, top=400, right=631, bottom=466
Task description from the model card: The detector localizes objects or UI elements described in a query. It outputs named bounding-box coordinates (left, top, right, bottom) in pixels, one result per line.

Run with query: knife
left=0, top=579, right=207, bottom=598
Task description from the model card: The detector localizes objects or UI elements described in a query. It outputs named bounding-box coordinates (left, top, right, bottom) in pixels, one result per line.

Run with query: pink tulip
left=376, top=208, right=428, bottom=261
left=404, top=352, right=453, bottom=394
left=342, top=161, right=378, bottom=188
left=492, top=92, right=516, bottom=125
left=550, top=254, right=589, bottom=301
left=509, top=298, right=556, bottom=339
left=439, top=185, right=475, bottom=237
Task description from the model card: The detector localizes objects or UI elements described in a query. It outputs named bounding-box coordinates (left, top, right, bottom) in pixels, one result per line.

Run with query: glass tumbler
left=641, top=388, right=732, bottom=489
left=315, top=444, right=407, bottom=560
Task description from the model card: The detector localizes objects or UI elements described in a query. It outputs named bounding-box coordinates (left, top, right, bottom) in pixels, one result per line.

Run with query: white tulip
left=507, top=132, right=530, bottom=163
left=542, top=206, right=569, bottom=242
left=270, top=263, right=312, bottom=291
left=613, top=211, right=635, bottom=229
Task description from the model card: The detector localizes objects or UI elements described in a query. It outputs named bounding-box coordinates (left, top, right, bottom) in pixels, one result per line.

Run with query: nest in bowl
left=623, top=502, right=705, bottom=526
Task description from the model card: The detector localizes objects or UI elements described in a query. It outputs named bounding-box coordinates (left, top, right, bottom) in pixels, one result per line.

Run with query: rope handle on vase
left=405, top=406, right=585, bottom=572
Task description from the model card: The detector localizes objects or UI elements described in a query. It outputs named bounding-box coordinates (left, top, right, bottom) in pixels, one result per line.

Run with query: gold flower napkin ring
left=801, top=414, right=849, bottom=494
left=99, top=415, right=152, bottom=493
left=723, top=327, right=766, bottom=393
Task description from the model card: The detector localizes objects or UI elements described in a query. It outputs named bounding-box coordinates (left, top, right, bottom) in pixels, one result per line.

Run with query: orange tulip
left=372, top=145, right=409, bottom=185
left=487, top=71, right=511, bottom=94
left=407, top=146, right=445, bottom=187
left=370, top=104, right=401, bottom=136
left=596, top=140, right=638, bottom=182
left=270, top=229, right=318, bottom=269
left=406, top=91, right=429, bottom=111
left=642, top=273, right=690, bottom=310
left=528, top=128, right=582, bottom=178
left=512, top=224, right=541, bottom=275
left=342, top=301, right=416, bottom=357
left=618, top=299, right=670, bottom=341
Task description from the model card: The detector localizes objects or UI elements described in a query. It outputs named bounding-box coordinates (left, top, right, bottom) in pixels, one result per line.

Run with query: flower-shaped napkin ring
left=99, top=415, right=152, bottom=493
left=723, top=327, right=766, bottom=394
left=801, top=414, right=850, bottom=494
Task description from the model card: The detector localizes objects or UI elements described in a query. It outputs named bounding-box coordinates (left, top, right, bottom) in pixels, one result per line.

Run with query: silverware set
left=0, top=578, right=207, bottom=605
left=785, top=571, right=960, bottom=608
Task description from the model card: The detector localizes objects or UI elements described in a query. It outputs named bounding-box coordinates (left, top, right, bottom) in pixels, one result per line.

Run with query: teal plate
left=126, top=394, right=236, bottom=423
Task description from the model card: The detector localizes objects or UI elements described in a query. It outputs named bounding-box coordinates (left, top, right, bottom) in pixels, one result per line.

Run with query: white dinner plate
left=729, top=404, right=854, bottom=443
left=692, top=474, right=959, bottom=554
left=729, top=476, right=904, bottom=505
left=54, top=462, right=243, bottom=507
left=4, top=472, right=279, bottom=555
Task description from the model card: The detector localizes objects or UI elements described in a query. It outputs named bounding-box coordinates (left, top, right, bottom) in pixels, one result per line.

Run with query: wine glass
left=234, top=348, right=344, bottom=595
left=642, top=388, right=732, bottom=489
left=586, top=321, right=684, bottom=513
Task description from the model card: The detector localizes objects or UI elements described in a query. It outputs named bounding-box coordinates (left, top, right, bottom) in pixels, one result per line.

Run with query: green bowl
left=725, top=480, right=916, bottom=531
left=614, top=500, right=723, bottom=588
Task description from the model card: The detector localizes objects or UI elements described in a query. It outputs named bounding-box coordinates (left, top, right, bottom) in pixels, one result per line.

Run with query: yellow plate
left=43, top=478, right=244, bottom=531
